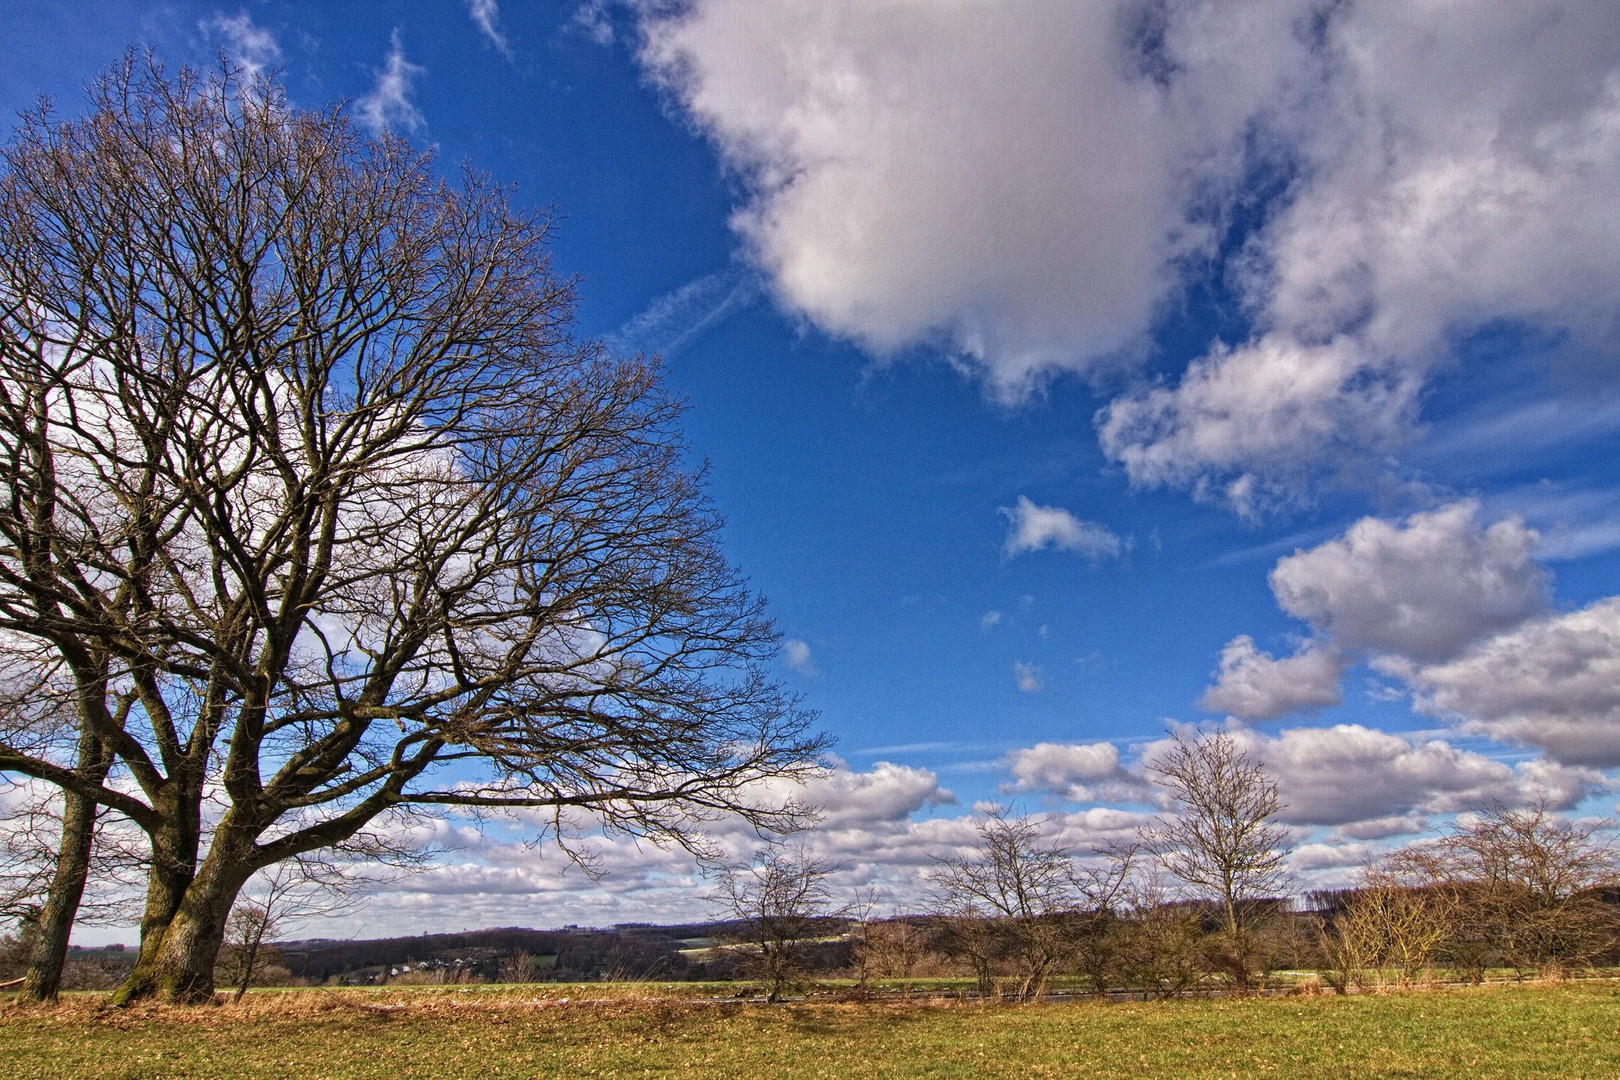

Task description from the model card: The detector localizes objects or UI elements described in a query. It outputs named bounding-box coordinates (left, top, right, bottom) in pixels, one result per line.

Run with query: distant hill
left=276, top=920, right=789, bottom=985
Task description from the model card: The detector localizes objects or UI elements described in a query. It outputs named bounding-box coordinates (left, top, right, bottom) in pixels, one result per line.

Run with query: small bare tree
left=1144, top=730, right=1289, bottom=988
left=713, top=847, right=851, bottom=1002
left=1067, top=840, right=1140, bottom=997
left=930, top=810, right=1081, bottom=1002
left=852, top=917, right=931, bottom=988
left=215, top=856, right=364, bottom=1002
left=1112, top=859, right=1207, bottom=999
left=495, top=949, right=535, bottom=985
left=1319, top=862, right=1457, bottom=992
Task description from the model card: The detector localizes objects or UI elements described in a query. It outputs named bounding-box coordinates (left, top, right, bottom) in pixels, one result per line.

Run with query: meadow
left=3, top=980, right=1617, bottom=1079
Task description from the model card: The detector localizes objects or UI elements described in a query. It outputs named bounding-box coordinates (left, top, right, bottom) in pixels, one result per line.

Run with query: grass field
left=3, top=980, right=1617, bottom=1079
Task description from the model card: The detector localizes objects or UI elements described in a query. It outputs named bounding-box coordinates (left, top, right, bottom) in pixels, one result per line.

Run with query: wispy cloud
left=573, top=1, right=615, bottom=46
left=999, top=497, right=1125, bottom=561
left=204, top=12, right=281, bottom=80
left=467, top=0, right=514, bottom=60
left=605, top=269, right=759, bottom=358
left=355, top=30, right=426, bottom=136
left=1013, top=661, right=1043, bottom=693
left=782, top=638, right=817, bottom=676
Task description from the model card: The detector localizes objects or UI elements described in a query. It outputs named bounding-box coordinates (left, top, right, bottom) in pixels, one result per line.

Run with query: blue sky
left=8, top=1, right=1620, bottom=938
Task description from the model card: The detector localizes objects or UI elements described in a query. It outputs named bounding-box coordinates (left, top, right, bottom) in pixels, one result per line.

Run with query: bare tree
left=215, top=856, right=363, bottom=1002
left=1389, top=802, right=1617, bottom=979
left=1143, top=730, right=1289, bottom=988
left=1112, top=859, right=1207, bottom=999
left=929, top=810, right=1082, bottom=1001
left=1145, top=731, right=1289, bottom=935
left=0, top=53, right=826, bottom=1005
left=495, top=948, right=535, bottom=985
left=2, top=773, right=145, bottom=1003
left=851, top=917, right=931, bottom=989
left=1318, top=862, right=1458, bottom=992
left=1067, top=840, right=1140, bottom=997
left=712, top=847, right=851, bottom=1002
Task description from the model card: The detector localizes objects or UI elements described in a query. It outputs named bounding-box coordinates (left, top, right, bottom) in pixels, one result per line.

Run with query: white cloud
left=1105, top=2, right=1620, bottom=504
left=795, top=759, right=954, bottom=828
left=637, top=1, right=1620, bottom=498
left=1198, top=635, right=1345, bottom=721
left=1407, top=597, right=1620, bottom=767
left=638, top=0, right=1307, bottom=400
left=1268, top=502, right=1548, bottom=663
left=315, top=759, right=978, bottom=931
left=1182, top=724, right=1605, bottom=831
left=1004, top=741, right=1148, bottom=804
left=1000, top=497, right=1124, bottom=561
left=1097, top=334, right=1422, bottom=515
left=467, top=0, right=514, bottom=59
left=205, top=12, right=281, bottom=79
left=573, top=1, right=615, bottom=46
left=1013, top=661, right=1043, bottom=693
left=355, top=30, right=427, bottom=136
left=978, top=610, right=1003, bottom=631
left=782, top=637, right=816, bottom=676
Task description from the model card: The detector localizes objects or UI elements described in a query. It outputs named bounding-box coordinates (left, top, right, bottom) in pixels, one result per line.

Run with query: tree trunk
left=16, top=733, right=112, bottom=1006
left=15, top=790, right=97, bottom=1004
left=113, top=861, right=250, bottom=1005
left=109, top=789, right=204, bottom=1007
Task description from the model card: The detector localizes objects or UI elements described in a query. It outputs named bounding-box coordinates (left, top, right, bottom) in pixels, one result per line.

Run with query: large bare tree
left=0, top=54, right=825, bottom=1004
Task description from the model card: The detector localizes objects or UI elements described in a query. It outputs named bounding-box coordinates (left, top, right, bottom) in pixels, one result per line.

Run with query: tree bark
left=113, top=853, right=250, bottom=1005
left=15, top=733, right=112, bottom=1006
left=109, top=786, right=204, bottom=1007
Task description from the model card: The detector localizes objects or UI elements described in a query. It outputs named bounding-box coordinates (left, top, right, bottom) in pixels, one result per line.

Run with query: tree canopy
left=0, top=53, right=824, bottom=1003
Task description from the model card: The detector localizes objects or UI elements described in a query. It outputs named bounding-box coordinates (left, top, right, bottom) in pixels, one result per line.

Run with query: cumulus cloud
left=1000, top=497, right=1124, bottom=561
left=1098, top=335, right=1423, bottom=515
left=637, top=1, right=1620, bottom=499
left=1198, top=635, right=1345, bottom=720
left=1407, top=597, right=1620, bottom=767
left=1200, top=500, right=1620, bottom=770
left=355, top=30, right=426, bottom=135
left=638, top=0, right=1308, bottom=399
left=1268, top=502, right=1548, bottom=663
left=782, top=638, right=817, bottom=676
left=1005, top=741, right=1148, bottom=804
left=1145, top=724, right=1606, bottom=831
left=794, top=759, right=954, bottom=828
left=1013, top=661, right=1044, bottom=693
left=1199, top=502, right=1550, bottom=721
left=1105, top=2, right=1620, bottom=505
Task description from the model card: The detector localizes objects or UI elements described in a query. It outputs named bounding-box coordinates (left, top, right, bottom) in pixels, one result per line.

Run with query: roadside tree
left=930, top=810, right=1081, bottom=1001
left=0, top=53, right=825, bottom=1005
left=1390, top=802, right=1618, bottom=979
left=1143, top=730, right=1289, bottom=987
left=713, top=846, right=851, bottom=1002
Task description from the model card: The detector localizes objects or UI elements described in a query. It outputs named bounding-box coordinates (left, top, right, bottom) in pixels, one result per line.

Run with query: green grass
left=4, top=981, right=1617, bottom=1078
